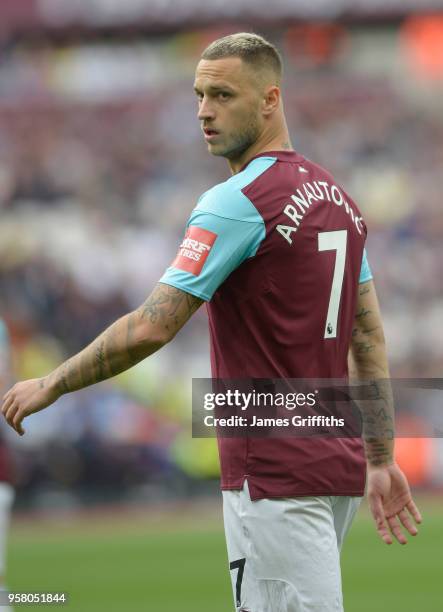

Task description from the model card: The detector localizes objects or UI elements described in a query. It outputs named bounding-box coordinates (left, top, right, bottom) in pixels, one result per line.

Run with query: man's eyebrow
left=193, top=84, right=235, bottom=94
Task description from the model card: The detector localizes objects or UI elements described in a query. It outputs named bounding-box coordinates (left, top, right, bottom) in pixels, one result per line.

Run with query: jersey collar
left=240, top=150, right=305, bottom=173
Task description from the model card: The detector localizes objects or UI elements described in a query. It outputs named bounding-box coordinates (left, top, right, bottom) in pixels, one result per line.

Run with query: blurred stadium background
left=0, top=0, right=442, bottom=610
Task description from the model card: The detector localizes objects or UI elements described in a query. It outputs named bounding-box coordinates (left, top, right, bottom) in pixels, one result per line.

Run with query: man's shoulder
left=303, top=156, right=353, bottom=195
left=195, top=156, right=277, bottom=223
left=301, top=156, right=336, bottom=183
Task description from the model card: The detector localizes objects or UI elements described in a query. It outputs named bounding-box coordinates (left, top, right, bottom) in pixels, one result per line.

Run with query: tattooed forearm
left=54, top=360, right=82, bottom=395
left=59, top=378, right=69, bottom=394
left=365, top=442, right=394, bottom=466
left=57, top=374, right=70, bottom=395
left=355, top=307, right=371, bottom=320
left=361, top=326, right=379, bottom=335
left=349, top=280, right=394, bottom=465
left=45, top=284, right=203, bottom=395
left=356, top=380, right=395, bottom=465
left=95, top=340, right=107, bottom=380
left=354, top=341, right=375, bottom=355
left=351, top=325, right=380, bottom=363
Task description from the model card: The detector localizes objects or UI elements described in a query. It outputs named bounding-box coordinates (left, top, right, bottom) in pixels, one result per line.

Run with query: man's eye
left=218, top=92, right=231, bottom=100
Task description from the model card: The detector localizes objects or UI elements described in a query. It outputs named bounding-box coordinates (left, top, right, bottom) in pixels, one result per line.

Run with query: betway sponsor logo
left=171, top=226, right=217, bottom=276
left=276, top=181, right=364, bottom=245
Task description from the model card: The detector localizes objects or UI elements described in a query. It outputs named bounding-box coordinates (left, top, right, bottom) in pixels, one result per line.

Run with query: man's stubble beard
left=211, top=114, right=262, bottom=160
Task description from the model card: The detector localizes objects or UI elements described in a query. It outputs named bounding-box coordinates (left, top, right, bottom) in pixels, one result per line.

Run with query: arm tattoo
left=139, top=284, right=203, bottom=333
left=349, top=374, right=395, bottom=466
left=354, top=341, right=375, bottom=354
left=355, top=307, right=371, bottom=320
left=126, top=311, right=141, bottom=363
left=48, top=284, right=203, bottom=395
left=55, top=361, right=80, bottom=395
left=351, top=324, right=379, bottom=358
left=94, top=340, right=107, bottom=380
left=357, top=380, right=395, bottom=465
left=56, top=370, right=70, bottom=395
left=361, top=326, right=379, bottom=335
left=349, top=283, right=394, bottom=465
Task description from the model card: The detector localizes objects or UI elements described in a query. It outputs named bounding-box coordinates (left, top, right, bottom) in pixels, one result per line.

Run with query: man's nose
left=198, top=97, right=216, bottom=121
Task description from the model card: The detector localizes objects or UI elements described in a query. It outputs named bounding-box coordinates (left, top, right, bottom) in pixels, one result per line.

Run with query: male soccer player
left=2, top=33, right=421, bottom=611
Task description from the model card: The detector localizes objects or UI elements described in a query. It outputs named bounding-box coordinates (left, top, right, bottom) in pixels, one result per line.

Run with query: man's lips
left=203, top=127, right=220, bottom=141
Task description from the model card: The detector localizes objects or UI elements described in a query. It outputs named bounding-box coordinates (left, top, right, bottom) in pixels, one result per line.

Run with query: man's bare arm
left=348, top=280, right=422, bottom=544
left=47, top=283, right=203, bottom=394
left=348, top=280, right=394, bottom=466
left=1, top=283, right=203, bottom=434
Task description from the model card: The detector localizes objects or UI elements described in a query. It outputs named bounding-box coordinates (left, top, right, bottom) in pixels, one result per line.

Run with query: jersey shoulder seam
left=193, top=208, right=264, bottom=226
left=199, top=156, right=277, bottom=200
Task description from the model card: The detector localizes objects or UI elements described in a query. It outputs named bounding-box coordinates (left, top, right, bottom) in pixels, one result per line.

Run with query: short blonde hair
left=201, top=32, right=283, bottom=86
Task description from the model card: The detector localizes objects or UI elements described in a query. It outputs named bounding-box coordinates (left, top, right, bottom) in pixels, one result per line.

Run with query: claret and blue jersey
left=161, top=152, right=372, bottom=303
left=160, top=150, right=372, bottom=499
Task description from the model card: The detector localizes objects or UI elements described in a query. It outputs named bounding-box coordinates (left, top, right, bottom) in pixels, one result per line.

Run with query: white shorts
left=222, top=481, right=361, bottom=612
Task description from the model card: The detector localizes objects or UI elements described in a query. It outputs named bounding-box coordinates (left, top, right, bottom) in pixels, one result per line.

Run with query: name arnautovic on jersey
left=276, top=179, right=364, bottom=245
left=204, top=415, right=345, bottom=428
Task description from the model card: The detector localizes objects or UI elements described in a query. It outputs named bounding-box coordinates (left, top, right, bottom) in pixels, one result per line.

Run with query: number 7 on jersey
left=318, top=230, right=347, bottom=339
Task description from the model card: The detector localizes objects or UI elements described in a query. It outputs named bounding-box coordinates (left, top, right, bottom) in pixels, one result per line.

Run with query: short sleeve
left=159, top=208, right=265, bottom=301
left=159, top=156, right=279, bottom=301
left=359, top=248, right=373, bottom=284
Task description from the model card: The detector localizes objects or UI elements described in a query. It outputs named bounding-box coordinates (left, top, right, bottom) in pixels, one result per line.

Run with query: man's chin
left=206, top=143, right=227, bottom=157
left=206, top=139, right=250, bottom=160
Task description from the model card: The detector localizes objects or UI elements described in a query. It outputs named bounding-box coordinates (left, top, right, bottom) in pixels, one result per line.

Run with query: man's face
left=194, top=57, right=263, bottom=160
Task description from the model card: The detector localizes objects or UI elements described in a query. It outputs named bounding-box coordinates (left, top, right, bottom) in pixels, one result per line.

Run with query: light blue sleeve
left=159, top=208, right=265, bottom=301
left=159, top=156, right=275, bottom=301
left=359, top=248, right=373, bottom=284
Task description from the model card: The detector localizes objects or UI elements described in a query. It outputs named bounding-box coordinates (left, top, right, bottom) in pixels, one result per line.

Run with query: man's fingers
left=398, top=509, right=418, bottom=536
left=376, top=519, right=393, bottom=545
left=369, top=494, right=392, bottom=545
left=4, top=401, right=19, bottom=428
left=2, top=388, right=12, bottom=403
left=406, top=500, right=422, bottom=525
left=1, top=392, right=15, bottom=417
left=386, top=515, right=407, bottom=545
left=12, top=411, right=25, bottom=436
left=2, top=384, right=17, bottom=403
left=3, top=400, right=26, bottom=436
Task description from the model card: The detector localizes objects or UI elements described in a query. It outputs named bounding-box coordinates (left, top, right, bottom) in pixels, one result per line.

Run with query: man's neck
left=228, top=133, right=293, bottom=175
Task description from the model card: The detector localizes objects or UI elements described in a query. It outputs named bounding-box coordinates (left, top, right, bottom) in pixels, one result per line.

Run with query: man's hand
left=367, top=462, right=422, bottom=545
left=2, top=377, right=61, bottom=436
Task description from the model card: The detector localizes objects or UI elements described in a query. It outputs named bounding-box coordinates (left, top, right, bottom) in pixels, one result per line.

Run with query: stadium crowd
left=1, top=26, right=442, bottom=504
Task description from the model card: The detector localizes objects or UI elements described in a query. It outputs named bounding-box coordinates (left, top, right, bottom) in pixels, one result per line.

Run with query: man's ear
left=262, top=86, right=280, bottom=116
